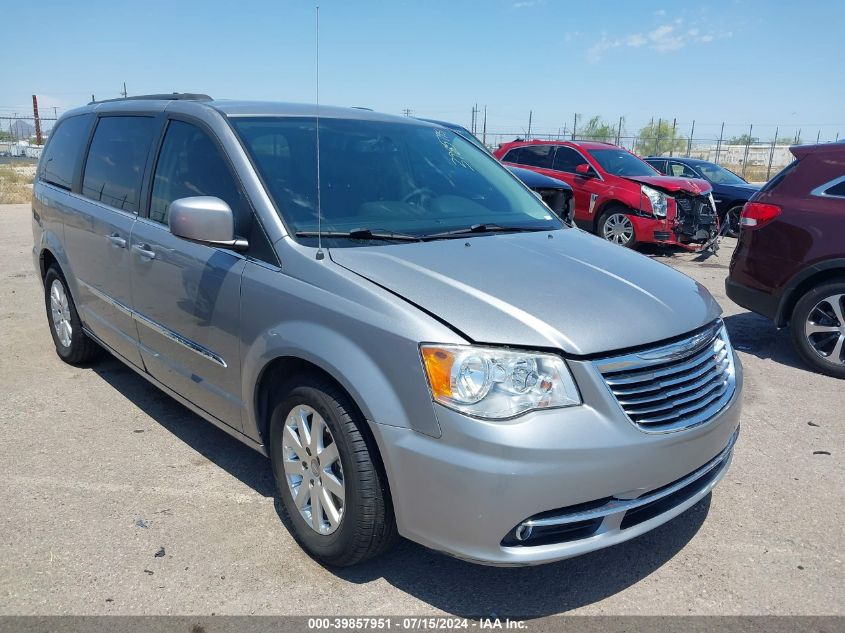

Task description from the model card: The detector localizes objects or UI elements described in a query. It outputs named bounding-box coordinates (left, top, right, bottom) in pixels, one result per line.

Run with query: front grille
left=595, top=321, right=737, bottom=433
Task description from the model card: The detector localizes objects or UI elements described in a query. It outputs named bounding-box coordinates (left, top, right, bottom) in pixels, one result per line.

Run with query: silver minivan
left=32, top=95, right=742, bottom=566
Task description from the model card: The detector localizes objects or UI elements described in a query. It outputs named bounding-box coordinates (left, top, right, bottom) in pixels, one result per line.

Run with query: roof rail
left=89, top=93, right=213, bottom=105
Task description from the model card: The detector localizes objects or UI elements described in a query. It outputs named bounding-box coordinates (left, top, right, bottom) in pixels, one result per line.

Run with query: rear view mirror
left=168, top=197, right=249, bottom=251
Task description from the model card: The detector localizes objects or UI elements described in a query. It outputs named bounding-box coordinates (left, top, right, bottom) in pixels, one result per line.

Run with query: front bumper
left=372, top=355, right=742, bottom=566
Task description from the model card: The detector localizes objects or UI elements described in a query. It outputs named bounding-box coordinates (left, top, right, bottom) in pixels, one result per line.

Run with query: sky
left=2, top=0, right=843, bottom=143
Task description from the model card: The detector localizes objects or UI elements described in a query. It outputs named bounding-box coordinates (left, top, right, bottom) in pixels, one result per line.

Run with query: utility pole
left=91, top=94, right=95, bottom=103
left=121, top=82, right=128, bottom=98
left=402, top=108, right=413, bottom=117
left=527, top=110, right=532, bottom=140
left=32, top=95, right=43, bottom=145
left=816, top=130, right=821, bottom=144
left=687, top=120, right=695, bottom=157
left=615, top=116, right=623, bottom=146
left=571, top=113, right=578, bottom=140
left=482, top=105, right=487, bottom=146
left=654, top=118, right=662, bottom=155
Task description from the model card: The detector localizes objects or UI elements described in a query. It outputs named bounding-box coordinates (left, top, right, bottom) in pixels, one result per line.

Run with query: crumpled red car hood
left=623, top=174, right=712, bottom=195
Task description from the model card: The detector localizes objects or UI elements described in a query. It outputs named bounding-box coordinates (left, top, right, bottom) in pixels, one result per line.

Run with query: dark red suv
left=494, top=140, right=719, bottom=250
left=726, top=142, right=845, bottom=378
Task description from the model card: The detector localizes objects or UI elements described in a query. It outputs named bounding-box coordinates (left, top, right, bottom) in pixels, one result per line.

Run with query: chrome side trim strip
left=524, top=428, right=738, bottom=529
left=77, top=279, right=227, bottom=368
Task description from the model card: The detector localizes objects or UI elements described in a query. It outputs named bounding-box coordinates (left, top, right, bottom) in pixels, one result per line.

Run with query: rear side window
left=40, top=115, right=91, bottom=190
left=518, top=145, right=554, bottom=169
left=552, top=146, right=588, bottom=173
left=82, top=116, right=156, bottom=213
left=502, top=147, right=523, bottom=163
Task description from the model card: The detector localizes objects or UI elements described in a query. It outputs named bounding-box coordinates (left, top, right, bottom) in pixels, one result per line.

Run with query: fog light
left=515, top=523, right=533, bottom=541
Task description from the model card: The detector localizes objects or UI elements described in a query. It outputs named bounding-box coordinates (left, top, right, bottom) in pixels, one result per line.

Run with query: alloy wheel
left=602, top=213, right=634, bottom=246
left=281, top=405, right=345, bottom=535
left=804, top=293, right=845, bottom=365
left=50, top=279, right=73, bottom=348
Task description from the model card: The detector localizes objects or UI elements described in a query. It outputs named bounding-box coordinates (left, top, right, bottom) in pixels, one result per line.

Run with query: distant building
left=690, top=143, right=794, bottom=167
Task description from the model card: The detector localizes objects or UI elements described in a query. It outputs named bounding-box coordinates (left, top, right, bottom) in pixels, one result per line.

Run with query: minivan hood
left=330, top=230, right=721, bottom=355
left=623, top=175, right=712, bottom=195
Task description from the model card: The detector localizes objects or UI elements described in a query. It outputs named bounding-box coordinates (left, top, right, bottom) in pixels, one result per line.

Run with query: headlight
left=641, top=184, right=667, bottom=218
left=420, top=344, right=581, bottom=419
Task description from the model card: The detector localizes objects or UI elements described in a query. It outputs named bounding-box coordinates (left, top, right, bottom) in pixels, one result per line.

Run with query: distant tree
left=577, top=115, right=619, bottom=142
left=634, top=119, right=686, bottom=155
left=727, top=134, right=760, bottom=145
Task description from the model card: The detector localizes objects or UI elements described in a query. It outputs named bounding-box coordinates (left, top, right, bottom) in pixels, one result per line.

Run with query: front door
left=545, top=146, right=605, bottom=226
left=129, top=119, right=250, bottom=430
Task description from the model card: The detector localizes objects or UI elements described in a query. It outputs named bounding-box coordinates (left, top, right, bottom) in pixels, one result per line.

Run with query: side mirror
left=575, top=163, right=594, bottom=178
left=168, top=197, right=249, bottom=251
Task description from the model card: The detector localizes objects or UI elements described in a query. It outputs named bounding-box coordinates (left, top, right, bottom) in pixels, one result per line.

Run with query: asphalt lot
left=1, top=202, right=842, bottom=617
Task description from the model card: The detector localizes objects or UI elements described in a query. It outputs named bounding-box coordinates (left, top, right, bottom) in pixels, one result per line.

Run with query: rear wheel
left=269, top=375, right=396, bottom=566
left=598, top=207, right=637, bottom=248
left=790, top=281, right=845, bottom=379
left=43, top=265, right=100, bottom=365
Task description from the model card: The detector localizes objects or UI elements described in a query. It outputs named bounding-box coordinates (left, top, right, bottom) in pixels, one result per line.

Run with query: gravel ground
left=0, top=203, right=842, bottom=617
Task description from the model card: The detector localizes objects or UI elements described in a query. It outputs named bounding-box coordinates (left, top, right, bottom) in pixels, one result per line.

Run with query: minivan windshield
left=231, top=117, right=560, bottom=244
left=590, top=149, right=659, bottom=177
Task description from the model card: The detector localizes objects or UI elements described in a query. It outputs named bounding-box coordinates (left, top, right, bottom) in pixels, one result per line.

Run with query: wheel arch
left=776, top=259, right=845, bottom=327
left=253, top=354, right=395, bottom=511
left=592, top=199, right=632, bottom=232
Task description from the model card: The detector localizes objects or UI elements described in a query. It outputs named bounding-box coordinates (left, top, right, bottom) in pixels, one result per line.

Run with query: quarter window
left=825, top=179, right=845, bottom=197
left=40, top=115, right=91, bottom=190
left=552, top=146, right=589, bottom=173
left=82, top=116, right=156, bottom=212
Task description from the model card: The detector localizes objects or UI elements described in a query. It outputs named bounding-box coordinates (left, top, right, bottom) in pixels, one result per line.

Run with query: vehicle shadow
left=90, top=356, right=277, bottom=498
left=331, top=496, right=711, bottom=618
left=91, top=354, right=710, bottom=618
left=722, top=311, right=808, bottom=372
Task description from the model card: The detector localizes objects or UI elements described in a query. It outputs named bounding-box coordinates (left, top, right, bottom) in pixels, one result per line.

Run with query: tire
left=598, top=206, right=638, bottom=248
left=789, top=280, right=845, bottom=379
left=269, top=374, right=397, bottom=566
left=43, top=265, right=100, bottom=365
left=725, top=205, right=743, bottom=238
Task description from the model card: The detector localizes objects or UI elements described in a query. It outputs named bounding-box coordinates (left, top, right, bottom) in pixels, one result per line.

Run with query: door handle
left=106, top=233, right=127, bottom=248
left=132, top=243, right=156, bottom=260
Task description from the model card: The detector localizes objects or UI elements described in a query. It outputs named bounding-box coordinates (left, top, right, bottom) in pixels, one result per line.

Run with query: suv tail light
left=740, top=201, right=781, bottom=229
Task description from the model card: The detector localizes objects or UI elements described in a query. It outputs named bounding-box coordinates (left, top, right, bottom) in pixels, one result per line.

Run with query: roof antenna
left=314, top=5, right=325, bottom=261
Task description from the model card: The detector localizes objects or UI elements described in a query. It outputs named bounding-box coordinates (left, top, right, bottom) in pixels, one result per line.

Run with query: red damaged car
left=494, top=140, right=719, bottom=250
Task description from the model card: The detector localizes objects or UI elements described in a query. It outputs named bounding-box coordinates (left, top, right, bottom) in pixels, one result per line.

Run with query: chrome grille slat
left=610, top=348, right=728, bottom=396
left=604, top=340, right=725, bottom=386
left=618, top=366, right=728, bottom=411
left=595, top=322, right=737, bottom=433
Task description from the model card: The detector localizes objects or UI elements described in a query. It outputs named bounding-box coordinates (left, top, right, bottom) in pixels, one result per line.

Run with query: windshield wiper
left=295, top=228, right=422, bottom=242
left=421, top=223, right=551, bottom=240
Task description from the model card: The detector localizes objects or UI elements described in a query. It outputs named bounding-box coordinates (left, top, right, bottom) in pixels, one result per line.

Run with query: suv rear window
left=40, top=115, right=91, bottom=190
left=760, top=160, right=799, bottom=193
left=82, top=116, right=156, bottom=213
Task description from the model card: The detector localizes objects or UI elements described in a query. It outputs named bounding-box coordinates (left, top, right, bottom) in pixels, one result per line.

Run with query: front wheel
left=725, top=205, right=743, bottom=238
left=269, top=375, right=397, bottom=566
left=789, top=281, right=845, bottom=379
left=598, top=208, right=637, bottom=248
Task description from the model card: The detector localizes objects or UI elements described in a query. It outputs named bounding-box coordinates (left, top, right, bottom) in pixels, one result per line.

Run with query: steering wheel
left=402, top=187, right=436, bottom=205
